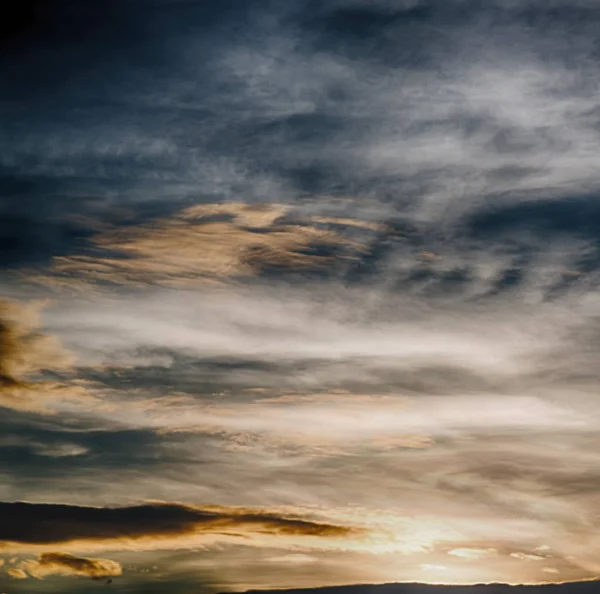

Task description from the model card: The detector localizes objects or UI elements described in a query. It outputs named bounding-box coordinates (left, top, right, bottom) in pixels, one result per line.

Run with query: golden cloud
left=0, top=299, right=92, bottom=413
left=17, top=552, right=122, bottom=580
left=29, top=202, right=376, bottom=289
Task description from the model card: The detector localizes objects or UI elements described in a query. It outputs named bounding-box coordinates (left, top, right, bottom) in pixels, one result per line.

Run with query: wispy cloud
left=27, top=203, right=377, bottom=290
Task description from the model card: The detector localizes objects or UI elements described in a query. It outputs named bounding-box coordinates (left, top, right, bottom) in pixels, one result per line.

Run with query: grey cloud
left=75, top=347, right=508, bottom=400
left=0, top=411, right=210, bottom=503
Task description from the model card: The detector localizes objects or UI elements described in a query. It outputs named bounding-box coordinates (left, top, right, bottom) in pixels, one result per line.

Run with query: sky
left=2, top=0, right=600, bottom=592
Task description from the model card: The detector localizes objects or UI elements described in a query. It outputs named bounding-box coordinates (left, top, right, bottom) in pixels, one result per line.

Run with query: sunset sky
left=2, top=1, right=600, bottom=592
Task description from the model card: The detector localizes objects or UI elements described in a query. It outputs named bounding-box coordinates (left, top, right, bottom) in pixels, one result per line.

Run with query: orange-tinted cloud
left=6, top=567, right=28, bottom=579
left=18, top=552, right=122, bottom=580
left=0, top=501, right=361, bottom=554
left=0, top=299, right=91, bottom=413
left=33, top=203, right=373, bottom=289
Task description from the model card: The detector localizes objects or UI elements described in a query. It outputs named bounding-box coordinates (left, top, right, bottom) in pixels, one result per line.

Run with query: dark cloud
left=0, top=501, right=358, bottom=547
left=296, top=3, right=455, bottom=68
left=2, top=0, right=600, bottom=288
left=0, top=0, right=269, bottom=270
left=465, top=196, right=600, bottom=242
left=296, top=0, right=600, bottom=71
left=0, top=420, right=190, bottom=482
left=84, top=357, right=506, bottom=398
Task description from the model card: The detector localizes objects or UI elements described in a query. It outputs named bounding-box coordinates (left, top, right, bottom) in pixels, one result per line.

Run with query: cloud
left=5, top=0, right=600, bottom=590
left=200, top=0, right=600, bottom=220
left=7, top=0, right=600, bottom=301
left=28, top=203, right=379, bottom=290
left=0, top=299, right=92, bottom=413
left=0, top=501, right=362, bottom=554
left=0, top=299, right=72, bottom=381
left=6, top=567, right=27, bottom=579
left=17, top=552, right=122, bottom=580
left=266, top=553, right=317, bottom=564
left=510, top=552, right=545, bottom=562
left=447, top=548, right=498, bottom=560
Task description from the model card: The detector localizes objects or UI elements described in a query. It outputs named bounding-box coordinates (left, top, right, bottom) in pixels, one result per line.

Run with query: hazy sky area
left=2, top=1, right=600, bottom=592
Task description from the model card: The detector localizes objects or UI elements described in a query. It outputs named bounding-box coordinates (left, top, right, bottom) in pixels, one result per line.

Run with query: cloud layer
left=3, top=0, right=600, bottom=592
